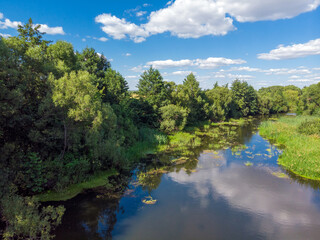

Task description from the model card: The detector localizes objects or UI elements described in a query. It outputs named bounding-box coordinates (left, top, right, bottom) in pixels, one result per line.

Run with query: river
left=53, top=118, right=320, bottom=240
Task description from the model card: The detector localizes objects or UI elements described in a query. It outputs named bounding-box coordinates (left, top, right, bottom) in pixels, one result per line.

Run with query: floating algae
left=142, top=196, right=157, bottom=205
left=272, top=171, right=289, bottom=179
left=244, top=161, right=253, bottom=166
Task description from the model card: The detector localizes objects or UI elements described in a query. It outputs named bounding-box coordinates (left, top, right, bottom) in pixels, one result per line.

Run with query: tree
left=137, top=67, right=168, bottom=110
left=173, top=73, right=207, bottom=124
left=47, top=40, right=77, bottom=77
left=231, top=80, right=258, bottom=117
left=77, top=47, right=110, bottom=79
left=205, top=84, right=232, bottom=121
left=299, top=82, right=320, bottom=115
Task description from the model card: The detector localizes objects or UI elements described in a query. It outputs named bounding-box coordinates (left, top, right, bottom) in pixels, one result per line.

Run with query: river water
left=54, top=119, right=320, bottom=240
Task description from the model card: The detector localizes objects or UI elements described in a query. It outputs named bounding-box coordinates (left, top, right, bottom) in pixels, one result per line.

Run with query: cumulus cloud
left=0, top=18, right=22, bottom=29
left=145, top=57, right=246, bottom=69
left=125, top=53, right=131, bottom=56
left=95, top=0, right=320, bottom=42
left=37, top=24, right=65, bottom=35
left=258, top=38, right=320, bottom=60
left=95, top=13, right=149, bottom=43
left=144, top=0, right=235, bottom=38
left=0, top=14, right=65, bottom=35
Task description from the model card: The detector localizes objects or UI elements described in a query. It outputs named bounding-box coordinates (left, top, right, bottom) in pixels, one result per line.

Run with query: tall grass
left=125, top=127, right=168, bottom=163
left=259, top=116, right=320, bottom=181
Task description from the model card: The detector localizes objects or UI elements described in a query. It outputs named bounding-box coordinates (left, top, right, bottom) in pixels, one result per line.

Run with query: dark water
left=54, top=119, right=320, bottom=240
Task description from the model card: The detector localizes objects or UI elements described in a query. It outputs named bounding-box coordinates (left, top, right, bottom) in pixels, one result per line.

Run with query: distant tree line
left=1, top=19, right=320, bottom=239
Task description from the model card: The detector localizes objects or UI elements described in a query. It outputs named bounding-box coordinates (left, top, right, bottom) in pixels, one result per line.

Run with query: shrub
left=1, top=193, right=65, bottom=240
left=297, top=118, right=320, bottom=135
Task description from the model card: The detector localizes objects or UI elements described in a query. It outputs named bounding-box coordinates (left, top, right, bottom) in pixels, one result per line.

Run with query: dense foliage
left=1, top=19, right=319, bottom=238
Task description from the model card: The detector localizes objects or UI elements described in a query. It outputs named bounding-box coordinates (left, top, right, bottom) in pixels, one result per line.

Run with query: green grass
left=36, top=169, right=118, bottom=202
left=259, top=116, right=320, bottom=181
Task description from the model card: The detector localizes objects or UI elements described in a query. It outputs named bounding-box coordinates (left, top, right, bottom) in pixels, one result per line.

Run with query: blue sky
left=1, top=0, right=320, bottom=90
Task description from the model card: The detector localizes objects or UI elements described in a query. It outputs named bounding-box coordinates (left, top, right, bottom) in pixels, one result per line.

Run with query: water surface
left=54, top=119, right=320, bottom=240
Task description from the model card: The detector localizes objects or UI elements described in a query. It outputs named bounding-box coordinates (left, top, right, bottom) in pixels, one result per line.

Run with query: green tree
left=159, top=104, right=189, bottom=133
left=231, top=80, right=258, bottom=117
left=77, top=47, right=110, bottom=79
left=205, top=84, right=232, bottom=121
left=137, top=67, right=168, bottom=110
left=173, top=73, right=207, bottom=124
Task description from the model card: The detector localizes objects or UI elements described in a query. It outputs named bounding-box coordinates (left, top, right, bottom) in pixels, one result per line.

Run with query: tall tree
left=137, top=67, right=168, bottom=110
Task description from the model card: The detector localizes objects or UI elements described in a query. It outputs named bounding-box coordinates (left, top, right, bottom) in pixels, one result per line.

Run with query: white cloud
left=144, top=0, right=235, bottom=38
left=95, top=13, right=149, bottom=43
left=216, top=0, right=320, bottom=22
left=258, top=38, right=320, bottom=60
left=213, top=72, right=254, bottom=80
left=95, top=0, right=320, bottom=42
left=195, top=57, right=246, bottom=69
left=146, top=59, right=194, bottom=69
left=130, top=65, right=144, bottom=72
left=172, top=70, right=195, bottom=76
left=143, top=3, right=151, bottom=7
left=125, top=53, right=131, bottom=56
left=146, top=57, right=246, bottom=69
left=0, top=33, right=11, bottom=38
left=228, top=66, right=262, bottom=72
left=97, top=37, right=108, bottom=42
left=0, top=18, right=22, bottom=29
left=0, top=14, right=65, bottom=35
left=136, top=11, right=147, bottom=17
left=82, top=38, right=86, bottom=42
left=37, top=24, right=65, bottom=35
left=263, top=68, right=311, bottom=75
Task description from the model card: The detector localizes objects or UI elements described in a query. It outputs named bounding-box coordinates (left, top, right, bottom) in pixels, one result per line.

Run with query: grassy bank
left=36, top=169, right=118, bottom=202
left=259, top=116, right=320, bottom=181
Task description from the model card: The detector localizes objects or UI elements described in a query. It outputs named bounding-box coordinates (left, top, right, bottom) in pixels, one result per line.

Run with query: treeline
left=137, top=68, right=320, bottom=133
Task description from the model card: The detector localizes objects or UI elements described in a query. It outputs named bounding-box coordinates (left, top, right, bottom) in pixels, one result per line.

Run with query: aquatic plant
left=142, top=196, right=157, bottom=205
left=244, top=161, right=253, bottom=166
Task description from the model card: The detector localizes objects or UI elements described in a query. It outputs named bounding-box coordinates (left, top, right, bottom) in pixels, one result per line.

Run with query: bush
left=159, top=104, right=188, bottom=133
left=298, top=118, right=320, bottom=135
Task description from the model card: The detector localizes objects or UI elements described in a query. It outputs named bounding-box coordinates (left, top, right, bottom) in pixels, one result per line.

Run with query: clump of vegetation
left=244, top=161, right=253, bottom=166
left=297, top=118, right=320, bottom=135
left=272, top=171, right=289, bottom=179
left=36, top=169, right=118, bottom=202
left=260, top=116, right=320, bottom=180
left=142, top=196, right=157, bottom=205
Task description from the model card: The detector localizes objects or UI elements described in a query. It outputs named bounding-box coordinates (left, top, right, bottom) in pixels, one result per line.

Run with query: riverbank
left=259, top=116, right=320, bottom=181
left=37, top=118, right=255, bottom=202
left=36, top=169, right=118, bottom=202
